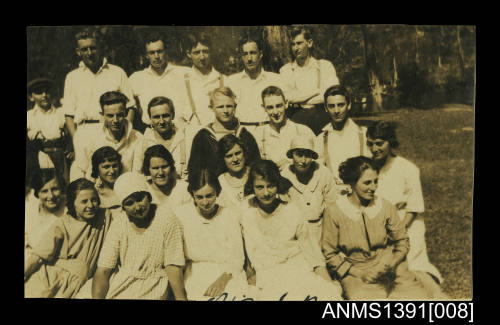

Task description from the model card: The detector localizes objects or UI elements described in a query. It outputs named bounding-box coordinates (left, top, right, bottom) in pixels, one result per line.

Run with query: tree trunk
left=456, top=26, right=466, bottom=79
left=361, top=25, right=383, bottom=112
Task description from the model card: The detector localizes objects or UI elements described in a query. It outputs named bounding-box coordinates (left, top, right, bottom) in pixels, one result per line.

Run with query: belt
left=81, top=119, right=100, bottom=124
left=240, top=121, right=269, bottom=126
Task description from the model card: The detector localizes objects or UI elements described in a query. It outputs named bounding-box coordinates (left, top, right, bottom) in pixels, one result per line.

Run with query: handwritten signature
left=207, top=292, right=318, bottom=301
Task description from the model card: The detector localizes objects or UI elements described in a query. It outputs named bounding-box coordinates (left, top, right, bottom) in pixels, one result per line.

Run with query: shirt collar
left=282, top=163, right=320, bottom=194
left=146, top=63, right=176, bottom=78
left=291, top=56, right=318, bottom=70
left=240, top=68, right=266, bottom=81
left=336, top=194, right=382, bottom=221
left=322, top=118, right=354, bottom=133
left=190, top=66, right=218, bottom=80
left=102, top=121, right=132, bottom=143
left=79, top=57, right=109, bottom=73
left=32, top=104, right=56, bottom=114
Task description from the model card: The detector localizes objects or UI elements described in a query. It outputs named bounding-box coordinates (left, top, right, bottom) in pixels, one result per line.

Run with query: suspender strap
left=261, top=127, right=266, bottom=159
left=184, top=75, right=201, bottom=125
left=316, top=65, right=321, bottom=89
left=219, top=72, right=224, bottom=88
left=361, top=212, right=372, bottom=249
left=358, top=126, right=364, bottom=156
left=323, top=131, right=333, bottom=172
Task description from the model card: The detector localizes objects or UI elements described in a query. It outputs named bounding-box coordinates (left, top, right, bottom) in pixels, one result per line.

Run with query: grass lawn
left=353, top=105, right=474, bottom=299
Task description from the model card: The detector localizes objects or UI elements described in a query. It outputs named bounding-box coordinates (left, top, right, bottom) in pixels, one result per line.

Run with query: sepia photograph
left=25, top=25, right=475, bottom=301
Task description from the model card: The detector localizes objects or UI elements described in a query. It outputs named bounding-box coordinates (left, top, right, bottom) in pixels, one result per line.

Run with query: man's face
left=102, top=103, right=127, bottom=133
left=146, top=40, right=167, bottom=70
left=211, top=93, right=236, bottom=123
left=262, top=95, right=287, bottom=125
left=188, top=42, right=211, bottom=71
left=76, top=38, right=102, bottom=70
left=325, top=95, right=350, bottom=124
left=29, top=85, right=52, bottom=109
left=150, top=104, right=173, bottom=135
left=241, top=41, right=262, bottom=73
left=291, top=33, right=312, bottom=61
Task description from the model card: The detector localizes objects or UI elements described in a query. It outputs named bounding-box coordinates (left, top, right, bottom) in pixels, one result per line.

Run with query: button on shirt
left=181, top=67, right=227, bottom=127
left=27, top=105, right=66, bottom=141
left=280, top=57, right=339, bottom=107
left=71, top=121, right=143, bottom=181
left=226, top=69, right=284, bottom=123
left=282, top=163, right=337, bottom=221
left=251, top=119, right=315, bottom=164
left=129, top=65, right=188, bottom=125
left=62, top=58, right=134, bottom=124
left=315, top=119, right=370, bottom=181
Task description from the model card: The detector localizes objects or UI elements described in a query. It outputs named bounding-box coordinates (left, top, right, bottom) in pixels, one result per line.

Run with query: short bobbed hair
left=91, top=146, right=122, bottom=179
left=338, top=156, right=379, bottom=186
left=217, top=134, right=248, bottom=172
left=366, top=121, right=400, bottom=149
left=187, top=168, right=222, bottom=197
left=66, top=178, right=100, bottom=219
left=33, top=168, right=66, bottom=198
left=147, top=96, right=175, bottom=119
left=141, top=144, right=177, bottom=177
left=244, top=159, right=292, bottom=196
left=323, top=85, right=351, bottom=107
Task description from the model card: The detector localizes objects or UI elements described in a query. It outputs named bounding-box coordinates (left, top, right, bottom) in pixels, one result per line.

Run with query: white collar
left=291, top=56, right=318, bottom=70
left=79, top=57, right=108, bottom=73
left=102, top=121, right=133, bottom=143
left=146, top=63, right=176, bottom=78
left=282, top=163, right=321, bottom=194
left=321, top=118, right=355, bottom=134
left=336, top=194, right=382, bottom=221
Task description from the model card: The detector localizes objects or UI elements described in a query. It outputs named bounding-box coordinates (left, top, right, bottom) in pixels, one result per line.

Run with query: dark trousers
left=287, top=104, right=330, bottom=136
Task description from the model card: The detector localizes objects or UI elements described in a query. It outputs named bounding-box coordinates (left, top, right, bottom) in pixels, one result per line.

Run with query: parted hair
left=323, top=85, right=351, bottom=106
left=244, top=159, right=292, bottom=196
left=66, top=178, right=100, bottom=219
left=238, top=30, right=263, bottom=53
left=186, top=32, right=212, bottom=51
left=75, top=27, right=101, bottom=43
left=141, top=144, right=177, bottom=177
left=33, top=168, right=66, bottom=198
left=217, top=134, right=248, bottom=173
left=91, top=146, right=122, bottom=179
left=338, top=156, right=379, bottom=186
left=367, top=120, right=400, bottom=149
left=209, top=86, right=237, bottom=108
left=261, top=85, right=286, bottom=104
left=290, top=25, right=313, bottom=41
left=99, top=91, right=128, bottom=111
left=147, top=96, right=176, bottom=119
left=187, top=168, right=222, bottom=197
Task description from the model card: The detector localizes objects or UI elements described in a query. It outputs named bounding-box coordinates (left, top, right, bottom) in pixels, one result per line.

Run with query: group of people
left=25, top=26, right=446, bottom=300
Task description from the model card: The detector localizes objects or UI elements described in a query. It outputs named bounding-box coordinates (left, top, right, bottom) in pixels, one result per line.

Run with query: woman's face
left=224, top=144, right=245, bottom=174
left=98, top=159, right=121, bottom=185
left=352, top=168, right=378, bottom=202
left=292, top=149, right=314, bottom=174
left=367, top=137, right=391, bottom=161
left=149, top=157, right=172, bottom=187
left=74, top=189, right=100, bottom=221
left=193, top=184, right=218, bottom=217
left=253, top=174, right=278, bottom=207
left=38, top=178, right=63, bottom=211
left=122, top=192, right=151, bottom=220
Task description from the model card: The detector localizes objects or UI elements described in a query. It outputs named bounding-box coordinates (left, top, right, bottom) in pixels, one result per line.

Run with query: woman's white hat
left=113, top=172, right=149, bottom=203
left=286, top=136, right=318, bottom=160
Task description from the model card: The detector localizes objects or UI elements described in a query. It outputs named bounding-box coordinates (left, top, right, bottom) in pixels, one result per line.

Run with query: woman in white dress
left=90, top=146, right=122, bottom=209
left=240, top=159, right=343, bottom=301
left=25, top=168, right=66, bottom=259
left=140, top=144, right=191, bottom=207
left=173, top=169, right=255, bottom=300
left=366, top=121, right=444, bottom=291
left=281, top=136, right=337, bottom=244
left=216, top=134, right=251, bottom=209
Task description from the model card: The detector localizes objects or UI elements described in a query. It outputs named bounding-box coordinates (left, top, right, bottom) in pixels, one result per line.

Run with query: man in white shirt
left=129, top=32, right=188, bottom=133
left=226, top=31, right=283, bottom=126
left=315, top=85, right=370, bottom=188
left=70, top=91, right=143, bottom=181
left=280, top=26, right=340, bottom=135
left=181, top=32, right=226, bottom=128
left=252, top=85, right=315, bottom=170
left=63, top=27, right=135, bottom=140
